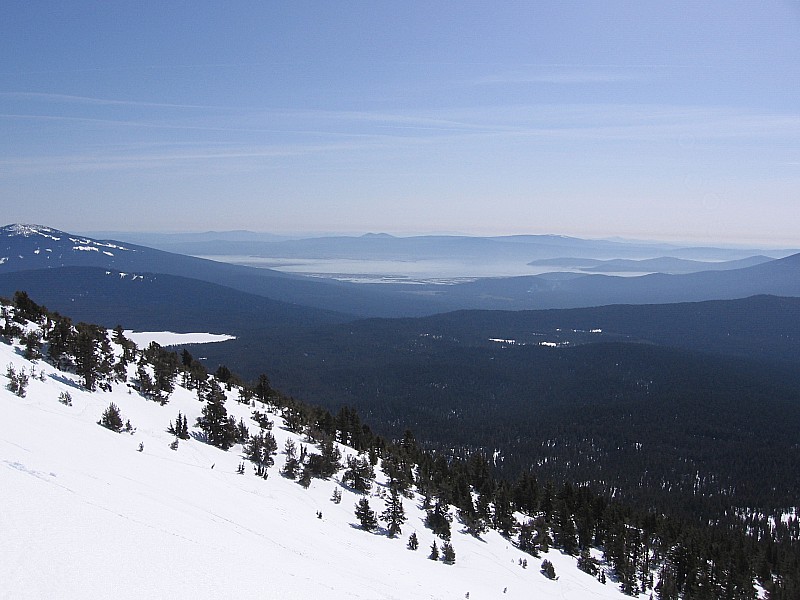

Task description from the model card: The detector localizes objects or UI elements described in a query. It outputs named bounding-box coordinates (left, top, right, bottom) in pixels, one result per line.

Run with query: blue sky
left=1, top=1, right=798, bottom=244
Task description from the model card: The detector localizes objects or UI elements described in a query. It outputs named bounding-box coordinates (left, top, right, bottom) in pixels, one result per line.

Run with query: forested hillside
left=3, top=291, right=799, bottom=598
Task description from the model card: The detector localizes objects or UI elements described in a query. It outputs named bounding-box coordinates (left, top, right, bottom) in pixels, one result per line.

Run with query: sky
left=1, top=1, right=799, bottom=245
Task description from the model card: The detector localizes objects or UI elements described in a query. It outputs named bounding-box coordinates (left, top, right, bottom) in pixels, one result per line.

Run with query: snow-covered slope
left=1, top=324, right=629, bottom=600
left=0, top=223, right=136, bottom=266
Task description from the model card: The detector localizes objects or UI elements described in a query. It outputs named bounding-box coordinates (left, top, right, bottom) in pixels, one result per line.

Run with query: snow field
left=1, top=332, right=630, bottom=600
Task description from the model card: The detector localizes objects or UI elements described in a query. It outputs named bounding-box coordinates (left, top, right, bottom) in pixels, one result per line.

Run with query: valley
left=2, top=224, right=800, bottom=598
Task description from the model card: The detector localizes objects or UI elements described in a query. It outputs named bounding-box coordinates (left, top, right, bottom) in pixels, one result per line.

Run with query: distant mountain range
left=0, top=224, right=446, bottom=318
left=95, top=229, right=795, bottom=263
left=3, top=225, right=800, bottom=321
left=406, top=252, right=800, bottom=310
left=528, top=255, right=773, bottom=274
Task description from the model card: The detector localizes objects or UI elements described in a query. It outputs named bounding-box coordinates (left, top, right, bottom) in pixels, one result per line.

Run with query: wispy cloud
left=469, top=72, right=639, bottom=85
left=0, top=91, right=225, bottom=110
left=2, top=102, right=798, bottom=178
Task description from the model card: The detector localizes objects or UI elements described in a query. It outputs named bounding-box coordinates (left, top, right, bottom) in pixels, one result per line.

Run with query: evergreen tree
left=298, top=466, right=312, bottom=488
left=554, top=496, right=578, bottom=555
left=354, top=497, right=377, bottom=531
left=533, top=516, right=553, bottom=553
left=425, top=498, right=452, bottom=540
left=139, top=341, right=178, bottom=403
left=380, top=487, right=406, bottom=537
left=493, top=481, right=517, bottom=538
left=98, top=402, right=124, bottom=432
left=46, top=315, right=72, bottom=369
left=167, top=411, right=190, bottom=439
left=381, top=453, right=414, bottom=495
left=22, top=330, right=42, bottom=360
left=282, top=438, right=300, bottom=479
left=5, top=364, right=29, bottom=397
left=305, top=438, right=341, bottom=479
left=234, top=418, right=250, bottom=444
left=577, top=547, right=600, bottom=576
left=12, top=291, right=45, bottom=323
left=244, top=430, right=278, bottom=476
left=195, top=379, right=235, bottom=450
left=407, top=532, right=419, bottom=550
left=441, top=541, right=456, bottom=564
left=541, top=559, right=557, bottom=580
left=342, top=455, right=375, bottom=492
left=518, top=520, right=539, bottom=556
left=254, top=373, right=272, bottom=404
left=429, top=540, right=439, bottom=561
left=73, top=323, right=102, bottom=391
left=214, top=364, right=233, bottom=387
left=179, top=349, right=207, bottom=390
left=1, top=304, right=23, bottom=340
left=458, top=497, right=488, bottom=537
left=251, top=410, right=274, bottom=430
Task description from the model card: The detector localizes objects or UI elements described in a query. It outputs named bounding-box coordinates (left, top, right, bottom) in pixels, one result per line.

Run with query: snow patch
left=123, top=331, right=236, bottom=347
left=489, top=338, right=517, bottom=345
left=3, top=224, right=62, bottom=241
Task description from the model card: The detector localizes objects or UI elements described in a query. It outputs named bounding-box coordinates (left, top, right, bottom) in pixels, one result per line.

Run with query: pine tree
left=518, top=520, right=539, bottom=556
left=342, top=455, right=375, bottom=492
left=22, top=330, right=42, bottom=360
left=196, top=379, right=235, bottom=450
left=318, top=438, right=342, bottom=478
left=73, top=323, right=102, bottom=391
left=429, top=540, right=439, bottom=560
left=282, top=438, right=300, bottom=479
left=458, top=497, right=488, bottom=537
left=244, top=430, right=277, bottom=476
left=46, top=315, right=72, bottom=369
left=442, top=541, right=456, bottom=564
left=577, top=547, right=600, bottom=576
left=541, top=559, right=557, bottom=580
left=407, top=532, right=419, bottom=550
left=381, top=487, right=406, bottom=537
left=5, top=364, right=29, bottom=397
left=331, top=488, right=342, bottom=504
left=139, top=341, right=178, bottom=403
left=98, top=402, right=124, bottom=432
left=12, top=291, right=44, bottom=323
left=354, top=498, right=377, bottom=531
left=425, top=498, right=452, bottom=540
left=493, top=481, right=517, bottom=538
left=254, top=373, right=272, bottom=404
left=533, top=516, right=553, bottom=553
left=298, top=467, right=312, bottom=489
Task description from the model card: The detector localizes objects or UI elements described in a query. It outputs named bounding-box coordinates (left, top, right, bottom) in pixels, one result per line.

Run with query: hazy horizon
left=2, top=2, right=798, bottom=245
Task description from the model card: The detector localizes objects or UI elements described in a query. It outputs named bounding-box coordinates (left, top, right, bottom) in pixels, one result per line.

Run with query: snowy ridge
left=2, top=224, right=63, bottom=240
left=0, top=224, right=134, bottom=266
left=0, top=312, right=633, bottom=600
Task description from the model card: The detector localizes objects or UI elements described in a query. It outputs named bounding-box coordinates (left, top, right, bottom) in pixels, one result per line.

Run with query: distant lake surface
left=193, top=255, right=649, bottom=284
